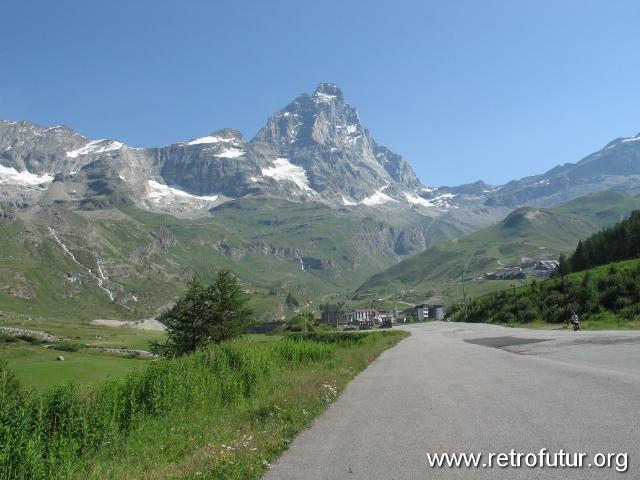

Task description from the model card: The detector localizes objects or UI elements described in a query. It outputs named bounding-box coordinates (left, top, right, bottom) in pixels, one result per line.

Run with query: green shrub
left=283, top=314, right=314, bottom=332
left=50, top=342, right=82, bottom=352
left=16, top=335, right=43, bottom=345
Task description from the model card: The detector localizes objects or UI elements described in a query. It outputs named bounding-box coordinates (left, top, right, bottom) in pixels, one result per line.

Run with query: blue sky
left=2, top=0, right=640, bottom=186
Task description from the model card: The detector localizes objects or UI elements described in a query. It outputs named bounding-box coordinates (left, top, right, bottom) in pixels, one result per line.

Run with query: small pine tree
left=285, top=292, right=300, bottom=309
left=554, top=253, right=570, bottom=277
left=151, top=270, right=253, bottom=357
left=571, top=240, right=590, bottom=271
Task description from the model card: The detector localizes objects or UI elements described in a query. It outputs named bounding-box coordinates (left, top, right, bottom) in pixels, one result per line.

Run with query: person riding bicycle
left=570, top=312, right=580, bottom=330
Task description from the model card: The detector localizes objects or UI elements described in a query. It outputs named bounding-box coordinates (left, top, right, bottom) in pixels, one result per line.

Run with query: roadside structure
left=414, top=304, right=430, bottom=321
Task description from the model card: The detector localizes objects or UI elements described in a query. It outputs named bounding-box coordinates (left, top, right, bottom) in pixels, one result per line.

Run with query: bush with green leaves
left=16, top=335, right=43, bottom=345
left=0, top=334, right=19, bottom=344
left=285, top=292, right=300, bottom=309
left=50, top=342, right=82, bottom=352
left=283, top=313, right=315, bottom=332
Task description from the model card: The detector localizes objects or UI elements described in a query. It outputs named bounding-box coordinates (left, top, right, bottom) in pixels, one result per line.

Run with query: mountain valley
left=2, top=83, right=640, bottom=321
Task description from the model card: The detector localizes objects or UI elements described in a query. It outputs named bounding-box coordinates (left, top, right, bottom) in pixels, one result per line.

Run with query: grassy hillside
left=0, top=197, right=427, bottom=324
left=451, top=258, right=640, bottom=329
left=452, top=206, right=640, bottom=328
left=355, top=192, right=640, bottom=305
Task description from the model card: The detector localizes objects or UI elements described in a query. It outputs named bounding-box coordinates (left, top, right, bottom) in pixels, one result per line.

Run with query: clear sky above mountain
left=2, top=0, right=639, bottom=186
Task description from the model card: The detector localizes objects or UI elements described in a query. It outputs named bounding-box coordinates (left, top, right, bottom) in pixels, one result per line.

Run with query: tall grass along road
left=0, top=331, right=406, bottom=480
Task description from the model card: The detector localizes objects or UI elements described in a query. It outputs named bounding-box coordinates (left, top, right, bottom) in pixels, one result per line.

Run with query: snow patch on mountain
left=313, top=91, right=337, bottom=103
left=361, top=184, right=397, bottom=206
left=187, top=135, right=237, bottom=146
left=261, top=158, right=313, bottom=192
left=434, top=193, right=457, bottom=200
left=147, top=180, right=219, bottom=203
left=621, top=135, right=640, bottom=144
left=213, top=147, right=244, bottom=158
left=342, top=196, right=357, bottom=206
left=402, top=191, right=459, bottom=209
left=0, top=165, right=54, bottom=186
left=429, top=193, right=458, bottom=209
left=66, top=140, right=124, bottom=158
left=37, top=126, right=66, bottom=136
left=403, top=191, right=433, bottom=207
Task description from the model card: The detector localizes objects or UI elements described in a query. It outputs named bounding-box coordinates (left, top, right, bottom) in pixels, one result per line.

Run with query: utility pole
left=511, top=283, right=519, bottom=323
left=557, top=254, right=569, bottom=324
left=560, top=268, right=568, bottom=323
left=461, top=270, right=468, bottom=321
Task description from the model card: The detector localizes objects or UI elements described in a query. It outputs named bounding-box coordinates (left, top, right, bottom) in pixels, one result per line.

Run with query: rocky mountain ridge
left=3, top=84, right=640, bottom=220
left=484, top=133, right=640, bottom=207
left=0, top=84, right=498, bottom=220
left=2, top=83, right=640, bottom=319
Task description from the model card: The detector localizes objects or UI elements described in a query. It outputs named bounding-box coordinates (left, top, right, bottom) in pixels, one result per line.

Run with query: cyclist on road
left=570, top=312, right=580, bottom=331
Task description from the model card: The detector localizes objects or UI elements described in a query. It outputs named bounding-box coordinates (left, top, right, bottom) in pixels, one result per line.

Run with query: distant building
left=321, top=311, right=339, bottom=324
left=519, top=257, right=538, bottom=268
left=378, top=311, right=396, bottom=324
left=321, top=311, right=352, bottom=325
left=533, top=260, right=559, bottom=278
left=402, top=303, right=446, bottom=322
left=536, top=260, right=559, bottom=270
left=393, top=312, right=407, bottom=323
left=430, top=304, right=445, bottom=320
left=352, top=309, right=378, bottom=322
left=484, top=267, right=526, bottom=280
left=415, top=304, right=430, bottom=321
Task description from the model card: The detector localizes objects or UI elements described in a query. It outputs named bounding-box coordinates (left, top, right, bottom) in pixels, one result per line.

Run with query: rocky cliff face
left=0, top=84, right=432, bottom=213
left=0, top=121, right=88, bottom=175
left=252, top=83, right=421, bottom=203
left=147, top=129, right=260, bottom=198
left=4, top=83, right=640, bottom=227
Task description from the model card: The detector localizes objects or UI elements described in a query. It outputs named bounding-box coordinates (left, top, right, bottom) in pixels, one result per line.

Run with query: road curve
left=263, top=322, right=640, bottom=479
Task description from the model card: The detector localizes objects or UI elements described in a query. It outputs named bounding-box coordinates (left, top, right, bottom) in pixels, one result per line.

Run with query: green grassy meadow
left=0, top=312, right=165, bottom=390
left=0, top=330, right=408, bottom=480
left=0, top=345, right=144, bottom=391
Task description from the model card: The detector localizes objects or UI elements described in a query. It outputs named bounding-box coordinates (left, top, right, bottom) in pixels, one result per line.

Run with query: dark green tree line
left=562, top=210, right=640, bottom=274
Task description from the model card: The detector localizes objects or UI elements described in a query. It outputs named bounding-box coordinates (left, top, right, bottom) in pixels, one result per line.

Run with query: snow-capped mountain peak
left=311, top=82, right=345, bottom=104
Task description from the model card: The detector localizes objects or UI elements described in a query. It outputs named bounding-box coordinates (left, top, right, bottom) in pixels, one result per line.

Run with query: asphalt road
left=263, top=322, right=640, bottom=479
